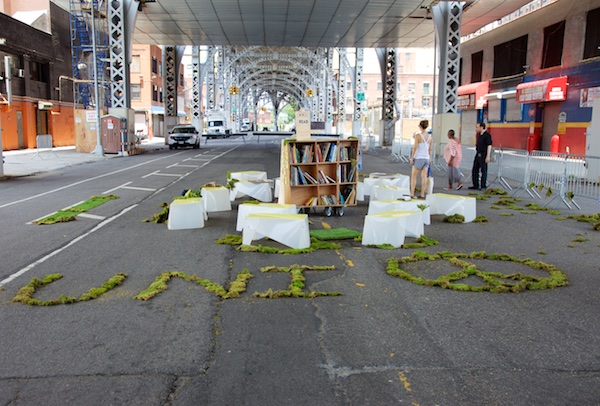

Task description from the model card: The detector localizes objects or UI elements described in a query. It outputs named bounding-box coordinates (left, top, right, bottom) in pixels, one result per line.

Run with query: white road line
left=147, top=172, right=186, bottom=177
left=0, top=153, right=185, bottom=210
left=103, top=181, right=132, bottom=194
left=1, top=204, right=138, bottom=287
left=77, top=213, right=106, bottom=220
left=167, top=163, right=200, bottom=168
left=121, top=186, right=156, bottom=191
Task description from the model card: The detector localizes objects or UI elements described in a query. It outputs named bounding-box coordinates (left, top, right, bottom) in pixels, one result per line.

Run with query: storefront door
left=541, top=103, right=560, bottom=151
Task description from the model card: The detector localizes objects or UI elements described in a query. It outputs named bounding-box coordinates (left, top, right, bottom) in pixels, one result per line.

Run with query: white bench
left=371, top=185, right=411, bottom=201
left=242, top=213, right=310, bottom=249
left=230, top=181, right=273, bottom=202
left=426, top=193, right=477, bottom=223
left=167, top=198, right=206, bottom=230
left=368, top=199, right=431, bottom=225
left=202, top=186, right=232, bottom=212
left=236, top=202, right=297, bottom=231
left=363, top=173, right=410, bottom=195
left=362, top=210, right=424, bottom=248
left=229, top=170, right=268, bottom=181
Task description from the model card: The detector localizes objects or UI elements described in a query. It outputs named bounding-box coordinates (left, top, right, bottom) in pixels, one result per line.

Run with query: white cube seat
left=356, top=181, right=365, bottom=201
left=371, top=185, right=411, bottom=201
left=368, top=199, right=431, bottom=225
left=242, top=213, right=310, bottom=249
left=202, top=186, right=232, bottom=212
left=363, top=174, right=410, bottom=195
left=230, top=181, right=273, bottom=202
left=167, top=198, right=205, bottom=230
left=229, top=170, right=268, bottom=181
left=236, top=202, right=297, bottom=231
left=426, top=193, right=477, bottom=223
left=362, top=210, right=424, bottom=248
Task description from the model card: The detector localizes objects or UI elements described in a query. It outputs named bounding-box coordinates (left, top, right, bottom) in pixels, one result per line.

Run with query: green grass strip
left=35, top=195, right=119, bottom=225
left=309, top=228, right=362, bottom=240
left=12, top=273, right=127, bottom=305
left=254, top=265, right=342, bottom=298
left=386, top=251, right=568, bottom=293
left=134, top=269, right=253, bottom=301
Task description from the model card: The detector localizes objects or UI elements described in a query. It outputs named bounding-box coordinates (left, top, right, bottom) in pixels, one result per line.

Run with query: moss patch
left=443, top=214, right=465, bottom=223
left=13, top=273, right=127, bottom=305
left=253, top=265, right=342, bottom=298
left=386, top=251, right=568, bottom=293
left=134, top=269, right=253, bottom=301
left=309, top=228, right=362, bottom=240
left=216, top=234, right=341, bottom=254
left=35, top=195, right=119, bottom=225
left=143, top=202, right=170, bottom=223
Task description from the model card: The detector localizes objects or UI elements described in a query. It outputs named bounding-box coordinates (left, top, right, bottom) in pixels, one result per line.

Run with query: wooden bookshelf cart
left=279, top=137, right=359, bottom=216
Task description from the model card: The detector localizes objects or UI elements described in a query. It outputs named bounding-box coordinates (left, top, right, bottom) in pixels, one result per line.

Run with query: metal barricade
left=389, top=138, right=411, bottom=162
left=495, top=148, right=530, bottom=194
left=458, top=145, right=477, bottom=184
left=32, top=134, right=59, bottom=160
left=431, top=142, right=446, bottom=171
left=557, top=153, right=600, bottom=209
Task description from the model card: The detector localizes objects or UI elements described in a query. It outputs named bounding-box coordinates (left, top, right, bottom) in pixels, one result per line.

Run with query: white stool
left=236, top=202, right=297, bottom=231
left=362, top=210, right=423, bottom=248
left=273, top=178, right=280, bottom=198
left=202, top=186, right=232, bottom=212
left=368, top=199, right=431, bottom=225
left=167, top=198, right=205, bottom=230
left=229, top=170, right=268, bottom=181
left=356, top=181, right=365, bottom=201
left=230, top=181, right=273, bottom=202
left=243, top=213, right=310, bottom=249
left=426, top=193, right=476, bottom=222
left=363, top=173, right=410, bottom=195
left=371, top=185, right=411, bottom=201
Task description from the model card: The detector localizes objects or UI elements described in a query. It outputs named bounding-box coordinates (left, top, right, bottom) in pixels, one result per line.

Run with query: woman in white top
left=409, top=120, right=432, bottom=199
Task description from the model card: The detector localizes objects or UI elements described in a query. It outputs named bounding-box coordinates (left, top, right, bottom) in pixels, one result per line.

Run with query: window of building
left=347, top=81, right=352, bottom=91
left=397, top=82, right=401, bottom=93
left=377, top=81, right=382, bottom=91
left=152, top=85, right=158, bottom=101
left=131, top=55, right=141, bottom=72
left=408, top=81, right=416, bottom=92
left=471, top=51, right=483, bottom=83
left=131, top=84, right=141, bottom=101
left=505, top=98, right=522, bottom=121
left=180, top=73, right=184, bottom=86
left=423, top=82, right=430, bottom=95
left=151, top=57, right=158, bottom=74
left=159, top=88, right=163, bottom=103
left=487, top=99, right=501, bottom=121
left=493, top=35, right=528, bottom=78
left=584, top=7, right=600, bottom=59
left=422, top=96, right=431, bottom=108
left=541, top=21, right=565, bottom=69
left=363, top=81, right=368, bottom=90
left=29, top=60, right=48, bottom=82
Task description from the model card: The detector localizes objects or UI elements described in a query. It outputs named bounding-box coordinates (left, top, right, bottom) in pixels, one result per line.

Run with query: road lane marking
left=1, top=205, right=138, bottom=287
left=76, top=213, right=106, bottom=220
left=167, top=163, right=200, bottom=168
left=0, top=153, right=186, bottom=210
left=142, top=171, right=184, bottom=178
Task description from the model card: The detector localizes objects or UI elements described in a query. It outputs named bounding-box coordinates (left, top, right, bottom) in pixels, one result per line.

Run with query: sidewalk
left=1, top=138, right=167, bottom=178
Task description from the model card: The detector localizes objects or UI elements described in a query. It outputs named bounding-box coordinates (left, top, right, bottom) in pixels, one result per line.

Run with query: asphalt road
left=0, top=138, right=599, bottom=405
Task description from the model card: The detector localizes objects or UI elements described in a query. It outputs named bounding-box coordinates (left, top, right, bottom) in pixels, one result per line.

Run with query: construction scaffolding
left=69, top=0, right=111, bottom=110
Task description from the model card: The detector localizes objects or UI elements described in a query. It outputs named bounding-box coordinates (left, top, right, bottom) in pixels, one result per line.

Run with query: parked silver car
left=168, top=125, right=200, bottom=149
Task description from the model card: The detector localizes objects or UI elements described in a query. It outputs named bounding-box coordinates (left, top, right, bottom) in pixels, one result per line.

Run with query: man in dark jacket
left=469, top=122, right=492, bottom=190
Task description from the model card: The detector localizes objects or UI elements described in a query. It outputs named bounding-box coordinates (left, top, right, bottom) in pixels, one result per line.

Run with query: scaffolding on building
left=69, top=0, right=111, bottom=110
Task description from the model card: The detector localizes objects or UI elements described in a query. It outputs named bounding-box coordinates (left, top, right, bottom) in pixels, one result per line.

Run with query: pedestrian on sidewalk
left=469, top=122, right=492, bottom=190
left=409, top=119, right=432, bottom=199
left=443, top=129, right=463, bottom=190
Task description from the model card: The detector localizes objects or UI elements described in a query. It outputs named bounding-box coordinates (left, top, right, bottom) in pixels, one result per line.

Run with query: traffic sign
left=357, top=92, right=365, bottom=101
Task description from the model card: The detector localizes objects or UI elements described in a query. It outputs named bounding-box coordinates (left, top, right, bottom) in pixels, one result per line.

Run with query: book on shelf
left=304, top=196, right=318, bottom=206
left=303, top=171, right=318, bottom=184
left=301, top=144, right=313, bottom=163
left=318, top=169, right=335, bottom=184
left=326, top=144, right=337, bottom=162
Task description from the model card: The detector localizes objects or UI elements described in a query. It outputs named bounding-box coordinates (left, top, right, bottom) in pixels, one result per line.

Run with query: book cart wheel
left=324, top=207, right=333, bottom=217
left=336, top=207, right=344, bottom=217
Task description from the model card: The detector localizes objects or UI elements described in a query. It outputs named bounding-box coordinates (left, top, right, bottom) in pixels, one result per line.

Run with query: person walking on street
left=409, top=119, right=432, bottom=199
left=469, top=122, right=492, bottom=190
left=443, top=129, right=463, bottom=190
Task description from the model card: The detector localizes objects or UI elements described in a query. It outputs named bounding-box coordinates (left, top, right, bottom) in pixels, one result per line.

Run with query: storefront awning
left=457, top=81, right=489, bottom=110
left=516, top=76, right=568, bottom=103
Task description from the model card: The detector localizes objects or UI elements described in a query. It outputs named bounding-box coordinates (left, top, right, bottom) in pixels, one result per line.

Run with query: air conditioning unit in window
left=17, top=69, right=25, bottom=78
left=38, top=101, right=53, bottom=110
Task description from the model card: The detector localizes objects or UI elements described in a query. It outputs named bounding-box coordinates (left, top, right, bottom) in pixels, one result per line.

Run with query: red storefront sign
left=457, top=81, right=489, bottom=110
left=516, top=76, right=568, bottom=103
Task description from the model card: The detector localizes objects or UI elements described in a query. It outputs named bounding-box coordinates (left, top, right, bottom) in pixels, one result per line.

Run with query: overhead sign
left=516, top=76, right=568, bottom=104
left=357, top=92, right=365, bottom=101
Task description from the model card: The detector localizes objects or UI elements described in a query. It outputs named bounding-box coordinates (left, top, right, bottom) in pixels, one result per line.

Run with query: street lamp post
left=90, top=3, right=103, bottom=156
